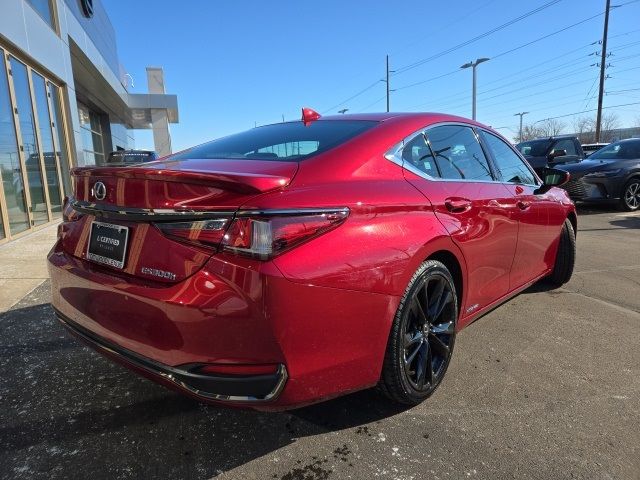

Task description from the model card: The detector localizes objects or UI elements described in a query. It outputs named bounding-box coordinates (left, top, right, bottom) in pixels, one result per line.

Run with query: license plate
left=87, top=221, right=129, bottom=269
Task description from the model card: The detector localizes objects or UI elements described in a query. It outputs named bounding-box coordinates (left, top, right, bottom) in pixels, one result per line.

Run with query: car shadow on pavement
left=609, top=216, right=640, bottom=229
left=0, top=292, right=407, bottom=479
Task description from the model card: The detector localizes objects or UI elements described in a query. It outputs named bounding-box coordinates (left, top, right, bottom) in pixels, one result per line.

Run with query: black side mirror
left=535, top=167, right=570, bottom=194
left=548, top=149, right=567, bottom=161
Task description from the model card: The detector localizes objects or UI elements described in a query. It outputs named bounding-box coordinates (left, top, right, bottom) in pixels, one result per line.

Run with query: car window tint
left=425, top=125, right=493, bottom=181
left=481, top=131, right=537, bottom=185
left=171, top=120, right=377, bottom=162
left=554, top=139, right=577, bottom=156
left=401, top=133, right=440, bottom=177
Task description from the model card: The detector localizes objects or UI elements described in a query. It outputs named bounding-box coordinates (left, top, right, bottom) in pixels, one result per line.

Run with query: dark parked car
left=106, top=150, right=157, bottom=166
left=516, top=136, right=584, bottom=172
left=558, top=138, right=640, bottom=211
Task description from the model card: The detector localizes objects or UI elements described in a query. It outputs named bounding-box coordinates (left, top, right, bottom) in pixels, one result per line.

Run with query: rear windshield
left=589, top=140, right=640, bottom=160
left=107, top=152, right=156, bottom=164
left=516, top=139, right=552, bottom=157
left=171, top=120, right=377, bottom=162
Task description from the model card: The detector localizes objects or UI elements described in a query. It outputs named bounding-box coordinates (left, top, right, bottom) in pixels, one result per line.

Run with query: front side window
left=425, top=125, right=494, bottom=181
left=553, top=139, right=577, bottom=156
left=481, top=131, right=537, bottom=185
left=172, top=120, right=377, bottom=162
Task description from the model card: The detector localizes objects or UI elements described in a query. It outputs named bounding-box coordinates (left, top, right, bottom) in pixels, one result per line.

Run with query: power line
left=321, top=80, right=380, bottom=114
left=394, top=0, right=563, bottom=75
left=534, top=101, right=640, bottom=122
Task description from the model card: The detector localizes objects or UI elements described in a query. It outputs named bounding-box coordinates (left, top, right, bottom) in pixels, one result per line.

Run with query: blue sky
left=103, top=0, right=640, bottom=151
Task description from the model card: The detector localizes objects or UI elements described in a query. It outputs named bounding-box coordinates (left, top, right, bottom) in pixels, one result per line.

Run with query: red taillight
left=155, top=218, right=231, bottom=249
left=221, top=209, right=349, bottom=259
left=62, top=197, right=83, bottom=222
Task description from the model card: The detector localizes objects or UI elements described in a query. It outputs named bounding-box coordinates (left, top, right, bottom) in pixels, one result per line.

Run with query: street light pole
left=514, top=112, right=529, bottom=142
left=460, top=58, right=490, bottom=120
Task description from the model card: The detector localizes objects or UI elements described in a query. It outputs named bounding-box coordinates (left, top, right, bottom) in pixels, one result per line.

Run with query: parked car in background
left=516, top=136, right=584, bottom=172
left=49, top=111, right=577, bottom=410
left=558, top=138, right=640, bottom=211
left=582, top=142, right=609, bottom=157
left=106, top=150, right=157, bottom=166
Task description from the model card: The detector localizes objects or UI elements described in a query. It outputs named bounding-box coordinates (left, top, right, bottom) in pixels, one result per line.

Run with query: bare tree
left=600, top=112, right=620, bottom=142
left=572, top=116, right=594, bottom=143
left=520, top=124, right=544, bottom=141
left=537, top=118, right=566, bottom=137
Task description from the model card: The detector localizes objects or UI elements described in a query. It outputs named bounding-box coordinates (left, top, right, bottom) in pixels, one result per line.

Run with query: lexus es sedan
left=558, top=138, right=640, bottom=211
left=48, top=111, right=576, bottom=410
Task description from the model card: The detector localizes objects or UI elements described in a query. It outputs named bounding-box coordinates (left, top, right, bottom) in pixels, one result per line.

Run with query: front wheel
left=379, top=260, right=457, bottom=405
left=620, top=178, right=640, bottom=212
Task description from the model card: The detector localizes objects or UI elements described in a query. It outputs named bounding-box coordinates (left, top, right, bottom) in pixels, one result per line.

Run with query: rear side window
left=480, top=131, right=537, bottom=185
left=171, top=120, right=377, bottom=162
left=425, top=125, right=494, bottom=181
left=401, top=133, right=440, bottom=177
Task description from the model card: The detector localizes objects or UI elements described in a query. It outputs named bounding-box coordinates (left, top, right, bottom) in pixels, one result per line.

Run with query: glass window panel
left=0, top=51, right=30, bottom=235
left=425, top=126, right=494, bottom=182
left=91, top=131, right=104, bottom=154
left=32, top=72, right=62, bottom=216
left=26, top=0, right=55, bottom=29
left=48, top=82, right=71, bottom=196
left=480, top=131, right=537, bottom=185
left=10, top=57, right=48, bottom=226
left=401, top=133, right=441, bottom=177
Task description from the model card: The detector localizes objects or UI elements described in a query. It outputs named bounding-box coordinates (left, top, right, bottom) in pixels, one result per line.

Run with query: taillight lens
left=222, top=210, right=349, bottom=259
left=62, top=197, right=83, bottom=222
left=155, top=218, right=231, bottom=248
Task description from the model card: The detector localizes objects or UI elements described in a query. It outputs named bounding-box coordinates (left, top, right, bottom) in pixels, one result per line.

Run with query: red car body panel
left=48, top=112, right=576, bottom=409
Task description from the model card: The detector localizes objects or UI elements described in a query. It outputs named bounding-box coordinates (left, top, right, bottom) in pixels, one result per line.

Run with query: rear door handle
left=517, top=200, right=531, bottom=210
left=445, top=197, right=472, bottom=213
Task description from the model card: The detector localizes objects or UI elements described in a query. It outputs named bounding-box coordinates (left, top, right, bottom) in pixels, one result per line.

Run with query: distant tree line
left=518, top=112, right=632, bottom=143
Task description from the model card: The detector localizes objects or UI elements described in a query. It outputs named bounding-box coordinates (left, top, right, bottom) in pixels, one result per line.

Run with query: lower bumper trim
left=54, top=308, right=287, bottom=402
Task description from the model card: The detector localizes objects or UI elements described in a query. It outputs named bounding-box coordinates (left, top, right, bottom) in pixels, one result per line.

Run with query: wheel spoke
left=428, top=279, right=445, bottom=319
left=415, top=342, right=429, bottom=388
left=412, top=296, right=428, bottom=325
left=429, top=332, right=450, bottom=358
left=431, top=289, right=452, bottom=321
left=404, top=331, right=423, bottom=348
left=405, top=339, right=423, bottom=366
left=431, top=320, right=454, bottom=335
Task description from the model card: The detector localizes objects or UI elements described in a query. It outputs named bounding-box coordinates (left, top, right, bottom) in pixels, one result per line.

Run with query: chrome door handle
left=517, top=200, right=531, bottom=210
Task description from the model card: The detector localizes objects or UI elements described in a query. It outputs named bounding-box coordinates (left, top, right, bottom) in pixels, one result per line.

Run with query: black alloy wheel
left=622, top=179, right=640, bottom=211
left=380, top=260, right=457, bottom=405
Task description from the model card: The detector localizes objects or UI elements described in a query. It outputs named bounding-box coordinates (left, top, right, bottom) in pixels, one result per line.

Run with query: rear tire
left=547, top=218, right=576, bottom=288
left=379, top=260, right=457, bottom=405
left=619, top=178, right=640, bottom=212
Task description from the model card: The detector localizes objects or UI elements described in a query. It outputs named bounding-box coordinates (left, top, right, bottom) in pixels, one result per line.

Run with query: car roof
left=319, top=112, right=480, bottom=124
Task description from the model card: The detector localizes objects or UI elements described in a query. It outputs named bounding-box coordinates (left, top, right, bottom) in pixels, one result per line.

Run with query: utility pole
left=386, top=55, right=390, bottom=112
left=461, top=58, right=490, bottom=120
left=514, top=112, right=529, bottom=142
left=595, top=0, right=611, bottom=142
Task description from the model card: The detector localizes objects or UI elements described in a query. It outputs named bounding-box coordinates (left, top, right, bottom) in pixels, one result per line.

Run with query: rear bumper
left=55, top=308, right=288, bottom=402
left=48, top=241, right=398, bottom=409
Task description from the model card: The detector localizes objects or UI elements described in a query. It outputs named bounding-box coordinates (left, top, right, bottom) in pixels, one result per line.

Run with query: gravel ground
left=1, top=206, right=638, bottom=480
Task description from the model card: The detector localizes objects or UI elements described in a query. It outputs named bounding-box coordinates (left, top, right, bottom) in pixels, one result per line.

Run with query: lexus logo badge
left=93, top=181, right=107, bottom=201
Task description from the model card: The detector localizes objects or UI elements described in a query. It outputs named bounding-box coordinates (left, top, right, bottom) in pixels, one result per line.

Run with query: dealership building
left=0, top=0, right=179, bottom=243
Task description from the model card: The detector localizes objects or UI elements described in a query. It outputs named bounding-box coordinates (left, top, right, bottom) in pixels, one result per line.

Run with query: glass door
left=31, top=71, right=63, bottom=217
left=0, top=49, right=30, bottom=236
left=10, top=56, right=49, bottom=226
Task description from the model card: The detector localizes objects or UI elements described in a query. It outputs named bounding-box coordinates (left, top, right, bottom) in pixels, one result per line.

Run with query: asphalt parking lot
left=1, top=206, right=638, bottom=480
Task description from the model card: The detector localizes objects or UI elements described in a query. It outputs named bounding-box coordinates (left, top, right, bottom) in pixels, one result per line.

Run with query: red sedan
left=48, top=111, right=576, bottom=409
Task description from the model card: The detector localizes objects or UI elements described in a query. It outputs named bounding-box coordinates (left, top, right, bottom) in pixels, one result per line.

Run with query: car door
left=478, top=130, right=562, bottom=289
left=400, top=124, right=519, bottom=323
